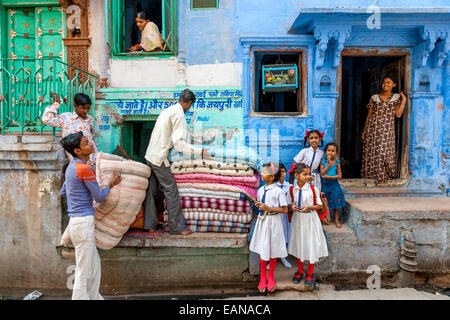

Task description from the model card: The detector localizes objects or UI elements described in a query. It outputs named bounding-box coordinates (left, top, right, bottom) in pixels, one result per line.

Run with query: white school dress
left=293, top=147, right=324, bottom=191
left=276, top=181, right=292, bottom=244
left=249, top=183, right=288, bottom=261
left=288, top=182, right=328, bottom=264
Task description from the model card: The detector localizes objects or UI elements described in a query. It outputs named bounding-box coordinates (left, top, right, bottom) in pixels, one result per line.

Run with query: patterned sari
left=140, top=21, right=163, bottom=52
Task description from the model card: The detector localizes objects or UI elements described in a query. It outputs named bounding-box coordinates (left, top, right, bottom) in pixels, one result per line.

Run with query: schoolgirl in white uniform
left=249, top=163, right=288, bottom=293
left=288, top=162, right=328, bottom=288
left=275, top=163, right=292, bottom=269
left=293, top=130, right=325, bottom=191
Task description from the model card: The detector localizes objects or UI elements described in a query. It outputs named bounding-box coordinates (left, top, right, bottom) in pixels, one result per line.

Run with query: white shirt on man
left=145, top=103, right=202, bottom=167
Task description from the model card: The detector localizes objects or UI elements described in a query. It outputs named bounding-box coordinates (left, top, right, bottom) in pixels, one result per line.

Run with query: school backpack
left=289, top=185, right=331, bottom=225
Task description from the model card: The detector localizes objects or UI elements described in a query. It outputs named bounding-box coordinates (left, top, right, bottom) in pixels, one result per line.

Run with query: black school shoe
left=292, top=272, right=304, bottom=284
left=305, top=274, right=315, bottom=287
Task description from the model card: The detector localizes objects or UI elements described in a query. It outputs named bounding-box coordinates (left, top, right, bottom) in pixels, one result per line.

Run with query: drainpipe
left=398, top=229, right=418, bottom=288
left=443, top=53, right=450, bottom=196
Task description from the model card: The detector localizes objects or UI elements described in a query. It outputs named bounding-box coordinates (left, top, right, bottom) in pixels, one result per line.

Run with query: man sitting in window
left=129, top=11, right=164, bottom=52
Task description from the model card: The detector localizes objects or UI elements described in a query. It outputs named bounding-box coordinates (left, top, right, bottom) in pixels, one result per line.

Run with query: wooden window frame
left=251, top=49, right=307, bottom=117
left=105, top=0, right=177, bottom=59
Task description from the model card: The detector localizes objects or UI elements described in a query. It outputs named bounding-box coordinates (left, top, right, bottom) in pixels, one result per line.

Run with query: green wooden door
left=35, top=6, right=65, bottom=73
left=122, top=121, right=155, bottom=164
left=4, top=6, right=64, bottom=129
left=7, top=8, right=36, bottom=74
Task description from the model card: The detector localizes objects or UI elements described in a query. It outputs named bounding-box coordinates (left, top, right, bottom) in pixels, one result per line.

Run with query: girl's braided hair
left=304, top=130, right=325, bottom=147
left=288, top=162, right=310, bottom=185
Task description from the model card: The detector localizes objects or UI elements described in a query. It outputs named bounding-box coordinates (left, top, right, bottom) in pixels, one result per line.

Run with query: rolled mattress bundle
left=60, top=152, right=151, bottom=250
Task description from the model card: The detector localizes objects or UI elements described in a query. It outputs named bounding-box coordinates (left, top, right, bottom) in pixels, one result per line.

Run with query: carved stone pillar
left=58, top=0, right=91, bottom=83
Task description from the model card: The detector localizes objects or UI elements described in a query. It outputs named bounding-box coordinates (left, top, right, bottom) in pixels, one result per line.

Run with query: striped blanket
left=171, top=160, right=255, bottom=177
left=175, top=196, right=252, bottom=213
left=174, top=172, right=260, bottom=188
left=164, top=208, right=253, bottom=223
left=178, top=188, right=247, bottom=201
left=165, top=218, right=250, bottom=229
left=176, top=183, right=257, bottom=201
left=186, top=225, right=249, bottom=233
left=168, top=144, right=262, bottom=170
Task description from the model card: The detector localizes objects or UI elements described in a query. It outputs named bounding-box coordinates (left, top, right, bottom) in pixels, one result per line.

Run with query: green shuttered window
left=105, top=0, right=177, bottom=58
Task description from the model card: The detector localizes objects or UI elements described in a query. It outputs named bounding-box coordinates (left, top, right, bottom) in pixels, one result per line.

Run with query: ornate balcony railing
left=0, top=58, right=96, bottom=135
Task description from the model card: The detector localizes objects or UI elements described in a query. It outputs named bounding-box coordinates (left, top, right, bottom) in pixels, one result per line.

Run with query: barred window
left=191, top=0, right=218, bottom=10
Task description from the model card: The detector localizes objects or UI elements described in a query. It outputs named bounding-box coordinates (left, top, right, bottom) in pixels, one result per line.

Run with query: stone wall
left=320, top=198, right=450, bottom=288
left=0, top=135, right=70, bottom=290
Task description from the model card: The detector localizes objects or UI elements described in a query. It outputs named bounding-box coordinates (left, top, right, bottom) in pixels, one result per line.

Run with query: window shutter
left=117, top=0, right=125, bottom=53
left=106, top=0, right=125, bottom=54
left=105, top=0, right=115, bottom=53
left=161, top=0, right=176, bottom=53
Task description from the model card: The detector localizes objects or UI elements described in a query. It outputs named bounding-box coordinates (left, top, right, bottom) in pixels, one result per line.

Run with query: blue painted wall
left=178, top=1, right=450, bottom=191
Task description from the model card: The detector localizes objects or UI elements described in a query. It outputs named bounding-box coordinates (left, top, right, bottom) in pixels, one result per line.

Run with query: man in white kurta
left=144, top=89, right=211, bottom=235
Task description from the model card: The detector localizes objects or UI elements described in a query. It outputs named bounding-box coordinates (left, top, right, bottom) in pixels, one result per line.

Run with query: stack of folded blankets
left=165, top=143, right=262, bottom=234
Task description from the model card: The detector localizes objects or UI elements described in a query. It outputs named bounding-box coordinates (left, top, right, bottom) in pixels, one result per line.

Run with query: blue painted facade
left=178, top=0, right=450, bottom=192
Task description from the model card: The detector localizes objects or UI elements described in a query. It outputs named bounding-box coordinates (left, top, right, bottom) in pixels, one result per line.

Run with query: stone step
left=322, top=223, right=354, bottom=235
left=346, top=197, right=450, bottom=218
left=274, top=266, right=336, bottom=293
left=343, top=186, right=443, bottom=199
left=118, top=232, right=249, bottom=249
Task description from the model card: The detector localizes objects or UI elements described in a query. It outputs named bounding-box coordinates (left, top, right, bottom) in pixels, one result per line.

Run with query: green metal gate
left=0, top=6, right=96, bottom=135
left=0, top=58, right=96, bottom=134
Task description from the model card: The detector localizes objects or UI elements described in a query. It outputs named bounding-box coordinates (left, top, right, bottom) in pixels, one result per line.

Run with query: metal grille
left=0, top=58, right=96, bottom=135
left=191, top=0, right=218, bottom=9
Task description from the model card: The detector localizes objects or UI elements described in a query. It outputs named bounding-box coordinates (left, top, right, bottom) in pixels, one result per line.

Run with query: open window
left=106, top=0, right=177, bottom=57
left=254, top=51, right=303, bottom=114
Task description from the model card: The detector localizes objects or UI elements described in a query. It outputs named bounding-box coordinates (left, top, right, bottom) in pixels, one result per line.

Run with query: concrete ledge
left=21, top=136, right=57, bottom=144
left=323, top=223, right=354, bottom=235
left=344, top=186, right=443, bottom=199
left=347, top=197, right=450, bottom=216
left=117, top=232, right=249, bottom=248
left=0, top=143, right=53, bottom=152
left=344, top=197, right=450, bottom=274
left=59, top=236, right=250, bottom=293
left=60, top=232, right=249, bottom=251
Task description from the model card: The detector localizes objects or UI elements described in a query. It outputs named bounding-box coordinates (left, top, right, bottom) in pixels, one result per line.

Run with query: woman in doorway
left=129, top=11, right=164, bottom=52
left=361, top=75, right=407, bottom=183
